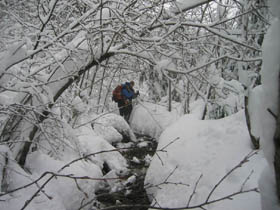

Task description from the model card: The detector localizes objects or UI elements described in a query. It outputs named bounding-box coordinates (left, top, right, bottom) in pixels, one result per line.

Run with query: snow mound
left=0, top=146, right=66, bottom=210
left=130, top=102, right=178, bottom=139
left=0, top=120, right=130, bottom=210
left=25, top=150, right=102, bottom=210
left=93, top=113, right=137, bottom=143
left=78, top=124, right=129, bottom=175
left=145, top=110, right=266, bottom=210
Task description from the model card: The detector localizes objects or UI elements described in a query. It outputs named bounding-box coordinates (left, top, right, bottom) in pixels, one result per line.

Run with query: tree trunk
left=274, top=70, right=280, bottom=201
left=202, top=85, right=212, bottom=120
left=244, top=95, right=260, bottom=149
left=102, top=68, right=119, bottom=113
left=17, top=52, right=114, bottom=168
left=1, top=152, right=9, bottom=192
left=186, top=80, right=190, bottom=114
left=89, top=65, right=99, bottom=96
left=168, top=79, right=172, bottom=112
left=183, top=80, right=190, bottom=114
left=97, top=67, right=106, bottom=113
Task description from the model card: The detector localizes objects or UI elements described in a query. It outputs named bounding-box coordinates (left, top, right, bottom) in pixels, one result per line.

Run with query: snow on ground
left=130, top=99, right=204, bottom=139
left=0, top=98, right=267, bottom=210
left=144, top=110, right=266, bottom=210
left=0, top=145, right=66, bottom=210
left=130, top=101, right=174, bottom=139
left=25, top=150, right=102, bottom=210
left=77, top=123, right=129, bottom=174
left=0, top=107, right=135, bottom=210
left=73, top=96, right=137, bottom=143
left=129, top=100, right=265, bottom=209
left=93, top=113, right=137, bottom=143
left=0, top=119, right=128, bottom=210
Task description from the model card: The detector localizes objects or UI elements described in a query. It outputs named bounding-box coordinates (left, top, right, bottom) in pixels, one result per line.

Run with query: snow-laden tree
left=1, top=0, right=279, bottom=209
left=0, top=0, right=268, bottom=176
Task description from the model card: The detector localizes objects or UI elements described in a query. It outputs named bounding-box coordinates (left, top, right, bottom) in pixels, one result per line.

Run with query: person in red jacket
left=118, top=81, right=139, bottom=123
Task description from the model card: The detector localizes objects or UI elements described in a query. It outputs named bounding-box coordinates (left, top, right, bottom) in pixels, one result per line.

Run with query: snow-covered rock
left=93, top=113, right=137, bottom=143
left=130, top=102, right=179, bottom=139
left=25, top=150, right=102, bottom=210
left=145, top=111, right=265, bottom=210
left=77, top=124, right=129, bottom=175
left=0, top=146, right=66, bottom=210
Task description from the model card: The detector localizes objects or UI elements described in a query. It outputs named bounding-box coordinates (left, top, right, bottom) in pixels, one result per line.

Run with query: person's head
left=130, top=81, right=135, bottom=88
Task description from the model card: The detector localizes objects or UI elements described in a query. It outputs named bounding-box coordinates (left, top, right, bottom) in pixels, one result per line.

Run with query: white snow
left=132, top=156, right=141, bottom=164
left=0, top=110, right=134, bottom=210
left=0, top=41, right=27, bottom=77
left=93, top=113, right=137, bottom=143
left=268, top=0, right=280, bottom=18
left=171, top=0, right=212, bottom=14
left=130, top=101, right=180, bottom=139
left=77, top=124, right=129, bottom=174
left=25, top=151, right=102, bottom=210
left=259, top=16, right=280, bottom=165
left=145, top=110, right=266, bottom=210
left=1, top=1, right=279, bottom=209
left=137, top=141, right=149, bottom=148
left=124, top=175, right=137, bottom=185
left=256, top=0, right=280, bottom=209
left=259, top=165, right=279, bottom=210
left=0, top=94, right=270, bottom=210
left=0, top=145, right=66, bottom=210
left=249, top=85, right=263, bottom=141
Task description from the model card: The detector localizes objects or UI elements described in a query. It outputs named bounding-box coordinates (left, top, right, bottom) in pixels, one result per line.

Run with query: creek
left=94, top=134, right=158, bottom=210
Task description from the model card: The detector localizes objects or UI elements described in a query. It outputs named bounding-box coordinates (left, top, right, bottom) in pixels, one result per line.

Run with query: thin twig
left=159, top=137, right=180, bottom=151
left=163, top=166, right=178, bottom=183
left=240, top=170, right=254, bottom=191
left=268, top=108, right=277, bottom=120
left=187, top=174, right=203, bottom=207
left=205, top=150, right=258, bottom=202
left=97, top=188, right=258, bottom=210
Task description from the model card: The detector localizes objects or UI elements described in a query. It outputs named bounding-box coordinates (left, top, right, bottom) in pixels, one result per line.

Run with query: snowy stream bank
left=94, top=134, right=158, bottom=210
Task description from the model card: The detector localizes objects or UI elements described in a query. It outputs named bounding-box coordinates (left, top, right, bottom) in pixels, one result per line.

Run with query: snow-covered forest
left=0, top=0, right=279, bottom=209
